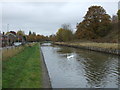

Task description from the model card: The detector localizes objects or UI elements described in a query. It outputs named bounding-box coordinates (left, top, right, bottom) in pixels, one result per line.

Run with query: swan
left=67, top=54, right=74, bottom=59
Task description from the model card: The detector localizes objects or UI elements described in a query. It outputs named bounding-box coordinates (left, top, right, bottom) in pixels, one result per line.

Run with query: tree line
left=50, top=6, right=120, bottom=42
left=3, top=5, right=120, bottom=43
left=2, top=30, right=49, bottom=42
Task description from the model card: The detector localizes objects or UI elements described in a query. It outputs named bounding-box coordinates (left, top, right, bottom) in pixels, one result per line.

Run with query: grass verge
left=2, top=46, right=24, bottom=60
left=2, top=43, right=42, bottom=88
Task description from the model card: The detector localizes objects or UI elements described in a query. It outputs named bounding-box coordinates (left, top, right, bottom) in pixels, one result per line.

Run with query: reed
left=56, top=42, right=119, bottom=50
left=2, top=46, right=24, bottom=60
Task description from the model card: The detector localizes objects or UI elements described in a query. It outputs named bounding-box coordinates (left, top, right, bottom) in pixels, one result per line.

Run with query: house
left=2, top=34, right=8, bottom=47
left=2, top=31, right=17, bottom=47
left=1, top=31, right=26, bottom=47
left=6, top=33, right=17, bottom=46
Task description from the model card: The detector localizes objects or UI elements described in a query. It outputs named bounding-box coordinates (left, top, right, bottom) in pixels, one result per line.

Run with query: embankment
left=3, top=43, right=43, bottom=88
left=2, top=43, right=35, bottom=60
left=2, top=46, right=24, bottom=60
left=39, top=44, right=52, bottom=88
left=54, top=42, right=120, bottom=55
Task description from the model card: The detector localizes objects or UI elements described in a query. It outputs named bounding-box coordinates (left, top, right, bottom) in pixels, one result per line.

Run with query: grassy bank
left=54, top=42, right=120, bottom=55
left=2, top=46, right=24, bottom=60
left=55, top=42, right=119, bottom=49
left=2, top=43, right=42, bottom=88
left=2, top=43, right=36, bottom=61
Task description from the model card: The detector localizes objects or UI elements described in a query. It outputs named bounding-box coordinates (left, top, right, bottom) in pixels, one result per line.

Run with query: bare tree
left=61, top=24, right=72, bottom=30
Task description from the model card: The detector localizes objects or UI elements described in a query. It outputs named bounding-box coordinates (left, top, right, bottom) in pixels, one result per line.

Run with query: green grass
left=2, top=43, right=42, bottom=88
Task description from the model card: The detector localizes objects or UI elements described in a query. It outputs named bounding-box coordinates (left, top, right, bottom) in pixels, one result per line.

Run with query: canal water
left=41, top=43, right=119, bottom=88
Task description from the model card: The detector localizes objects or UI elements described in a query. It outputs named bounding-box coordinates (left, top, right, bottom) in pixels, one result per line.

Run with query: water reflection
left=57, top=47, right=73, bottom=54
left=41, top=44, right=119, bottom=88
left=74, top=49, right=118, bottom=88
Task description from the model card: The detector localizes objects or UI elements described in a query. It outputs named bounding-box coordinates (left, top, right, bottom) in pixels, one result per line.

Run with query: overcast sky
left=1, top=0, right=119, bottom=36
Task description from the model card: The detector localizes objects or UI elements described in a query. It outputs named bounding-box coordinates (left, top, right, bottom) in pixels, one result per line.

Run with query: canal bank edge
left=39, top=44, right=52, bottom=88
left=54, top=42, right=120, bottom=55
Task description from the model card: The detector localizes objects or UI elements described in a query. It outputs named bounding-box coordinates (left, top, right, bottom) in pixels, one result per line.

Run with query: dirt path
left=39, top=44, right=52, bottom=88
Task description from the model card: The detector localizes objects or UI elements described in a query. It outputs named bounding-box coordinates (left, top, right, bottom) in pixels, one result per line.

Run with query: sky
left=1, top=0, right=119, bottom=36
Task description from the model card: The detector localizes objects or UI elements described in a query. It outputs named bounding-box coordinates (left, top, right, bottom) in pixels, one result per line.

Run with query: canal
left=41, top=43, right=119, bottom=88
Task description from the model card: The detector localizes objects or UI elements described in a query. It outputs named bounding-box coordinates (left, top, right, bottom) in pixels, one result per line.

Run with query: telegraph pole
left=7, top=24, right=9, bottom=46
left=7, top=24, right=9, bottom=32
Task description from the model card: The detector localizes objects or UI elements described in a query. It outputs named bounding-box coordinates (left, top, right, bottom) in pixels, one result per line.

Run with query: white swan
left=67, top=54, right=74, bottom=59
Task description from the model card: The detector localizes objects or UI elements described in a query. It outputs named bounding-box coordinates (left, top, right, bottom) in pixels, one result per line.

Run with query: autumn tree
left=27, top=31, right=48, bottom=42
left=27, top=34, right=35, bottom=42
left=36, top=35, right=47, bottom=42
left=16, top=30, right=25, bottom=42
left=76, top=6, right=111, bottom=39
left=56, top=28, right=64, bottom=41
left=49, top=34, right=57, bottom=42
left=36, top=35, right=42, bottom=42
left=56, top=24, right=73, bottom=42
left=17, top=30, right=25, bottom=36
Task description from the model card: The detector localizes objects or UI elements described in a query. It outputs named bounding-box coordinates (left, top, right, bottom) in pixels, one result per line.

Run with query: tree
left=23, top=36, right=27, bottom=41
left=2, top=32, right=5, bottom=35
left=36, top=35, right=41, bottom=42
left=61, top=24, right=71, bottom=30
left=56, top=24, right=73, bottom=42
left=56, top=28, right=64, bottom=41
left=36, top=34, right=47, bottom=42
left=76, top=6, right=111, bottom=39
left=29, top=31, right=32, bottom=35
left=49, top=34, right=56, bottom=41
left=6, top=32, right=10, bottom=35
left=117, top=9, right=120, bottom=20
left=27, top=34, right=35, bottom=42
left=33, top=32, right=36, bottom=36
left=112, top=15, right=118, bottom=23
left=16, top=30, right=25, bottom=42
left=17, top=30, right=25, bottom=36
left=27, top=31, right=48, bottom=42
